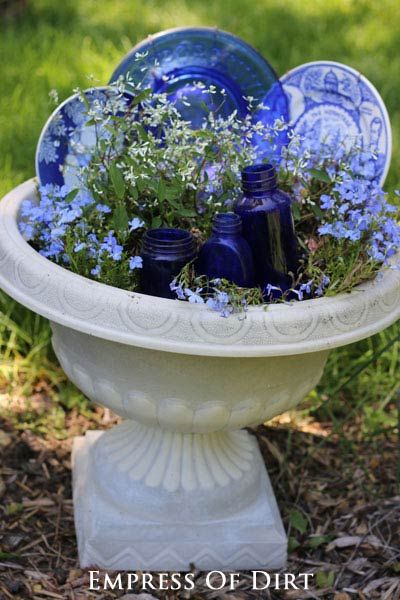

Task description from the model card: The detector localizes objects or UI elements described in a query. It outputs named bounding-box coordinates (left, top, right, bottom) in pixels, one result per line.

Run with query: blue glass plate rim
left=109, top=25, right=282, bottom=88
left=280, top=60, right=392, bottom=185
left=35, top=86, right=134, bottom=187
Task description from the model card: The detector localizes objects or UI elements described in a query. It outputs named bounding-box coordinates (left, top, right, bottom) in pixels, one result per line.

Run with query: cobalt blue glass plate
left=281, top=61, right=392, bottom=185
left=36, top=87, right=134, bottom=187
left=109, top=27, right=289, bottom=161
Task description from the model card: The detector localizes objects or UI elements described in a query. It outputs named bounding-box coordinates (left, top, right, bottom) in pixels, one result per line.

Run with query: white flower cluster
left=71, top=75, right=287, bottom=227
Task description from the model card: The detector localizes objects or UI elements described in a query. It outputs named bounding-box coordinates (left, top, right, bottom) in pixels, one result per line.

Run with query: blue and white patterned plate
left=109, top=27, right=289, bottom=161
left=35, top=87, right=134, bottom=188
left=281, top=61, right=392, bottom=185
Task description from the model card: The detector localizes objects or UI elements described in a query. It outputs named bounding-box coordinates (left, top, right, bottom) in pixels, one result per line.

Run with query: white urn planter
left=1, top=179, right=399, bottom=571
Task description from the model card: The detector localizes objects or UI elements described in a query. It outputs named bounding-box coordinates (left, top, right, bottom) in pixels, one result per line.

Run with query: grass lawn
left=0, top=0, right=399, bottom=436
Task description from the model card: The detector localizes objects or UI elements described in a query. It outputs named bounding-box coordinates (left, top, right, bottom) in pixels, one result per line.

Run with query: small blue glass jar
left=235, top=164, right=299, bottom=292
left=140, top=228, right=196, bottom=299
left=196, top=213, right=255, bottom=287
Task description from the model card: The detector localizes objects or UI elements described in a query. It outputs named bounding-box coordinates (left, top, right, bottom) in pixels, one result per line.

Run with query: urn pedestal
left=0, top=180, right=399, bottom=571
left=51, top=323, right=327, bottom=569
left=72, top=428, right=285, bottom=570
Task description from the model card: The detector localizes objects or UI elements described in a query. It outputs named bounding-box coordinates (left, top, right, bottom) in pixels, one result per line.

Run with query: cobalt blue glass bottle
left=140, top=228, right=196, bottom=299
left=235, top=164, right=299, bottom=292
left=196, top=213, right=255, bottom=287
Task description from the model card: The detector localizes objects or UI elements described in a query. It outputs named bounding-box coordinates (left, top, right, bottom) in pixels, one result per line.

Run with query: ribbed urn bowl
left=0, top=179, right=399, bottom=569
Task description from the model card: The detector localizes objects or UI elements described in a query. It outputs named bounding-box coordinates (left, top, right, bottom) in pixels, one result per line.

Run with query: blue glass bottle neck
left=241, top=163, right=278, bottom=196
left=142, top=228, right=195, bottom=258
left=242, top=182, right=278, bottom=198
left=211, top=213, right=242, bottom=236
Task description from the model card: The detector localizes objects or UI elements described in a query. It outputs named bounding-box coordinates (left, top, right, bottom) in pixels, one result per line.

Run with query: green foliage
left=73, top=83, right=260, bottom=236
left=173, top=262, right=264, bottom=316
left=312, top=325, right=400, bottom=434
left=307, top=535, right=334, bottom=549
left=288, top=510, right=314, bottom=554
left=316, top=571, right=335, bottom=589
left=109, top=160, right=126, bottom=199
left=289, top=509, right=308, bottom=535
left=306, top=237, right=379, bottom=296
left=27, top=93, right=397, bottom=299
left=287, top=537, right=301, bottom=553
left=5, top=502, right=23, bottom=516
left=24, top=82, right=271, bottom=291
left=0, top=290, right=54, bottom=392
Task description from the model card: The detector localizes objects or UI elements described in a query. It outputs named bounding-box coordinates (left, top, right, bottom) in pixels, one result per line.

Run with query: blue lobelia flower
left=59, top=207, right=83, bottom=224
left=96, top=203, right=112, bottom=214
left=169, top=278, right=186, bottom=300
left=129, top=217, right=145, bottom=231
left=206, top=290, right=232, bottom=316
left=100, top=231, right=123, bottom=261
left=91, top=264, right=101, bottom=276
left=74, top=242, right=86, bottom=253
left=185, top=288, right=204, bottom=304
left=129, top=256, right=143, bottom=270
left=320, top=194, right=335, bottom=210
left=299, top=280, right=313, bottom=295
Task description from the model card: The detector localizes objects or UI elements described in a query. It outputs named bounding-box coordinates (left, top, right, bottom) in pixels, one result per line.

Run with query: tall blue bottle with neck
left=234, top=164, right=298, bottom=293
left=196, top=213, right=255, bottom=287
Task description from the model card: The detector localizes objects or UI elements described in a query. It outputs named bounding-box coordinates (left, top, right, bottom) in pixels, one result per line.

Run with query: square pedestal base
left=72, top=430, right=287, bottom=571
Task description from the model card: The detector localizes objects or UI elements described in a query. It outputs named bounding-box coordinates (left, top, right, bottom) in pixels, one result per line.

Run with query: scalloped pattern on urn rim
left=0, top=179, right=399, bottom=357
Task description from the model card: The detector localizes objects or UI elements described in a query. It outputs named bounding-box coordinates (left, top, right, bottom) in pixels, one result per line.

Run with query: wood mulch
left=0, top=405, right=399, bottom=600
